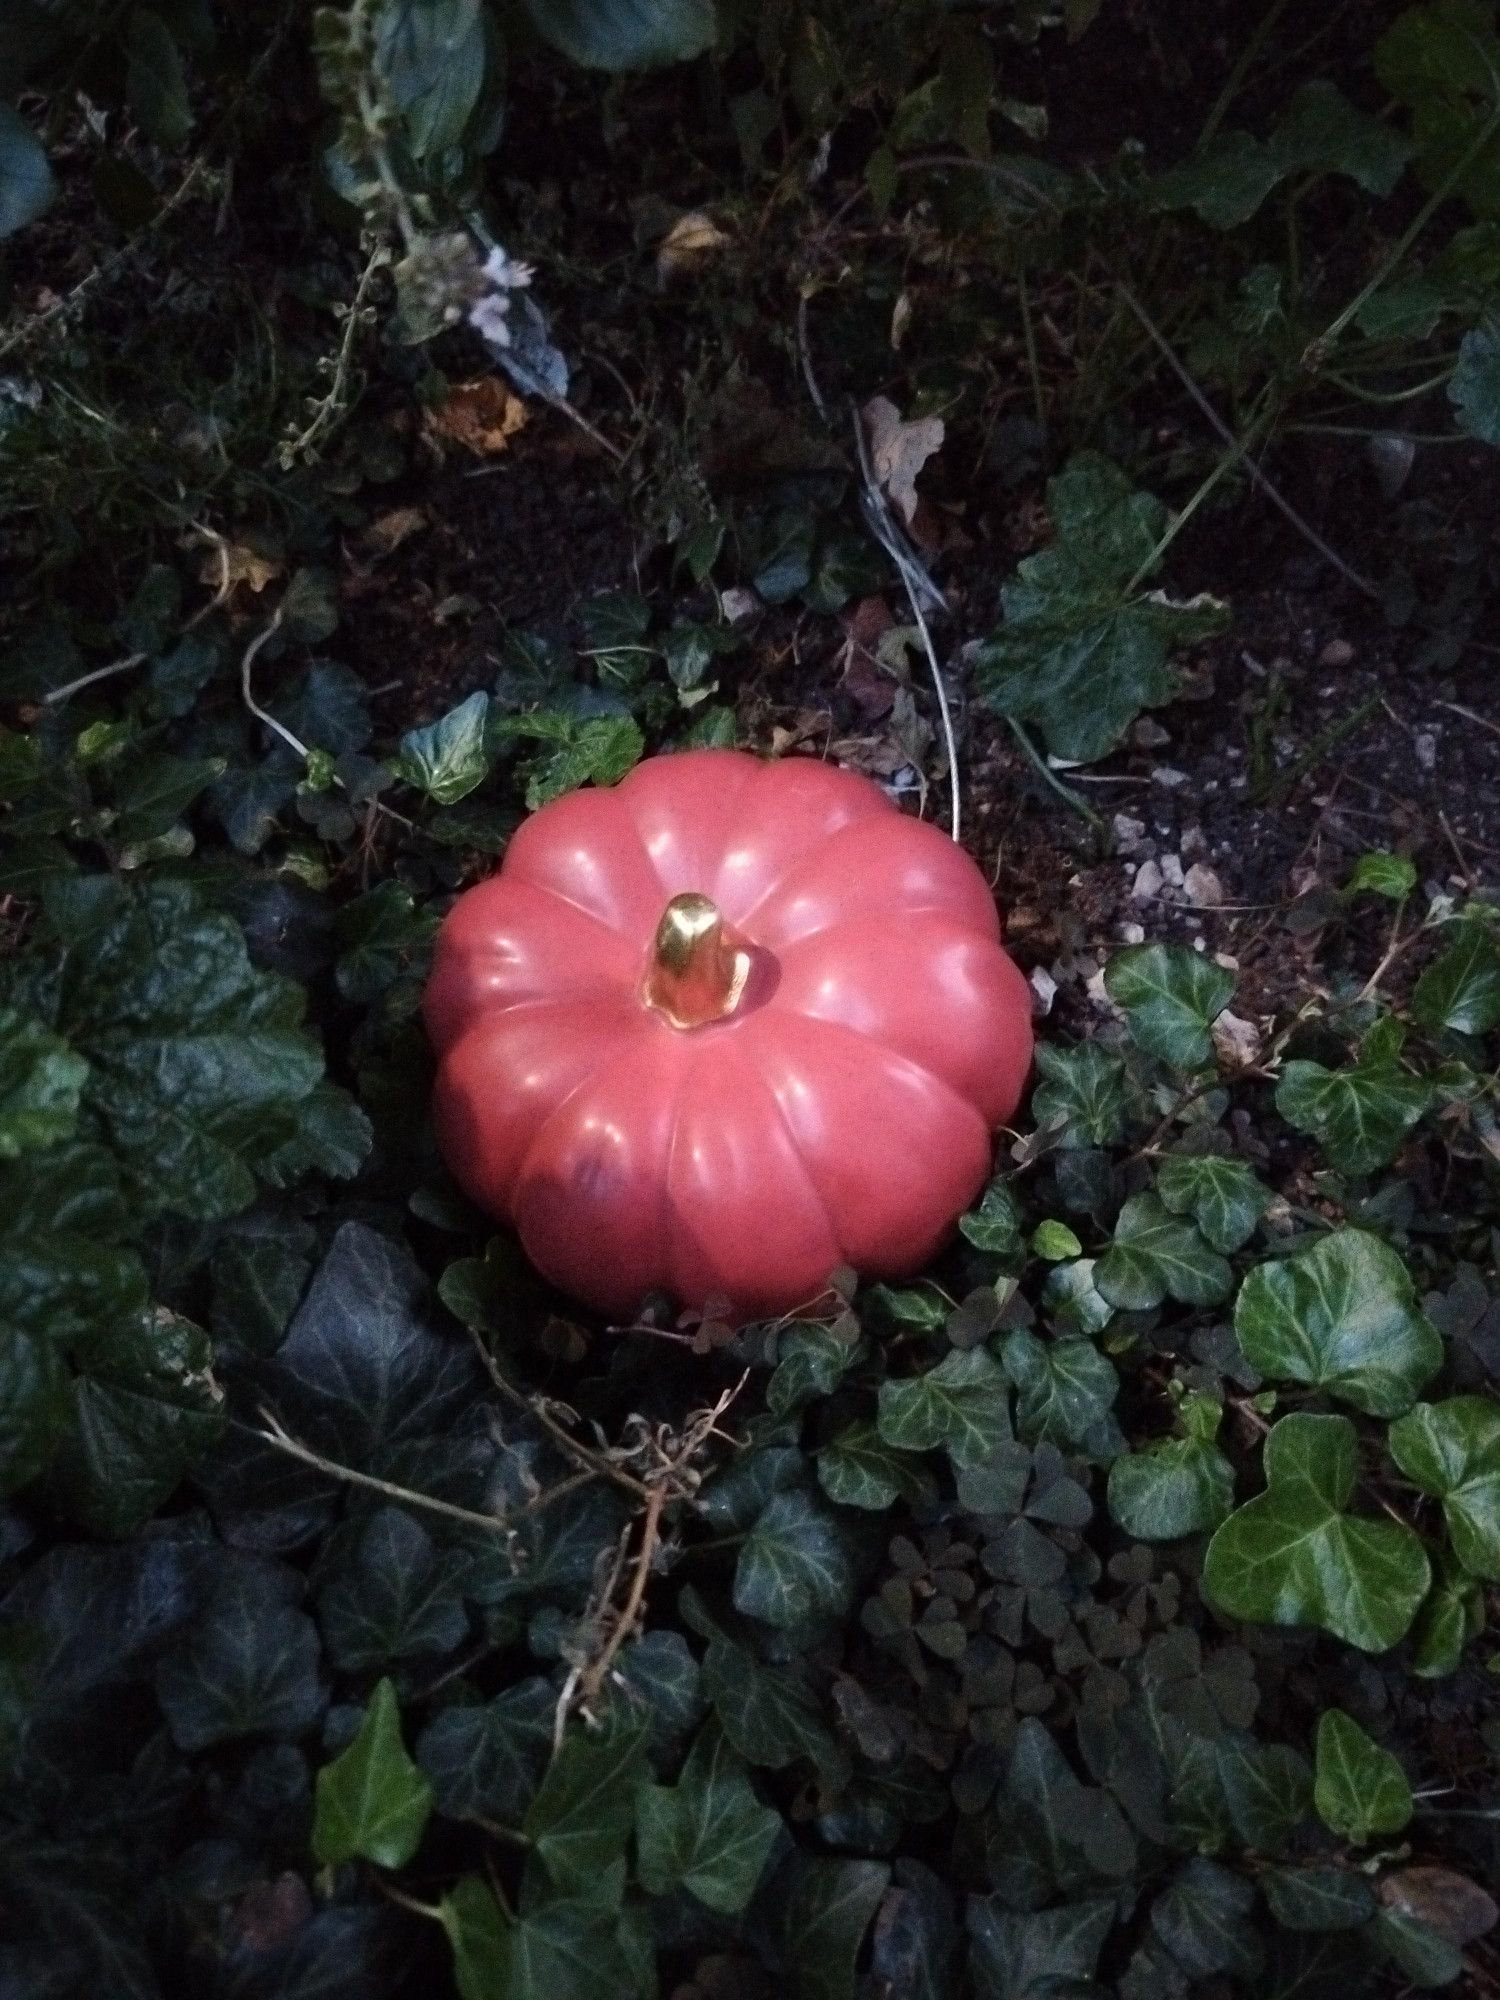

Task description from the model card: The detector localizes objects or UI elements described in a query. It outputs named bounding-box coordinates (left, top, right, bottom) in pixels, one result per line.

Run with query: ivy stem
left=250, top=1408, right=516, bottom=1536
left=1005, top=718, right=1105, bottom=831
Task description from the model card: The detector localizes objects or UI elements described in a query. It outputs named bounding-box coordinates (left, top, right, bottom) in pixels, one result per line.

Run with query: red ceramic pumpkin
left=425, top=749, right=1033, bottom=1322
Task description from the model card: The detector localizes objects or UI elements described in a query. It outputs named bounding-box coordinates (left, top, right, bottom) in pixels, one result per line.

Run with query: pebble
left=1131, top=859, right=1164, bottom=902
left=1152, top=766, right=1190, bottom=788
left=1184, top=862, right=1225, bottom=906
left=1029, top=966, right=1057, bottom=1016
left=1318, top=638, right=1355, bottom=667
left=1179, top=824, right=1207, bottom=860
left=1416, top=732, right=1437, bottom=772
left=1119, top=921, right=1146, bottom=945
left=1160, top=853, right=1186, bottom=890
left=1112, top=812, right=1148, bottom=855
left=1132, top=717, right=1171, bottom=748
left=1213, top=1010, right=1264, bottom=1069
left=722, top=587, right=762, bottom=623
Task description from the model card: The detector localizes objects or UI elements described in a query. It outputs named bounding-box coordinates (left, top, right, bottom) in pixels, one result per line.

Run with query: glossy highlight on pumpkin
left=424, top=749, right=1034, bottom=1323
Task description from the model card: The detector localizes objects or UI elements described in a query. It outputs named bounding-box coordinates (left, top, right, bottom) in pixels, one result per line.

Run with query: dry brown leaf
left=362, top=507, right=428, bottom=557
left=862, top=394, right=944, bottom=526
left=657, top=210, right=731, bottom=283
left=424, top=377, right=528, bottom=457
left=1380, top=1866, right=1499, bottom=1947
left=202, top=542, right=282, bottom=594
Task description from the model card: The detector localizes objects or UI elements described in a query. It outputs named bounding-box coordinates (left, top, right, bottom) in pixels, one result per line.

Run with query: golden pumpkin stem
left=643, top=892, right=751, bottom=1029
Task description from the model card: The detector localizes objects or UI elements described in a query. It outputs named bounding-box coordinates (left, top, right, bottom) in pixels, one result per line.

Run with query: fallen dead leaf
left=1212, top=1009, right=1264, bottom=1071
left=201, top=541, right=282, bottom=594
left=862, top=395, right=944, bottom=526
left=424, top=377, right=528, bottom=456
left=362, top=506, right=428, bottom=558
left=1380, top=1866, right=1498, bottom=1947
left=657, top=210, right=731, bottom=283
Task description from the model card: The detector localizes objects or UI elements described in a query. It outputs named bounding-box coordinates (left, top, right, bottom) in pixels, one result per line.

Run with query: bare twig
left=849, top=403, right=962, bottom=842
left=252, top=1407, right=513, bottom=1536
left=1114, top=282, right=1380, bottom=601
left=466, top=1327, right=651, bottom=1501
left=571, top=1481, right=668, bottom=1721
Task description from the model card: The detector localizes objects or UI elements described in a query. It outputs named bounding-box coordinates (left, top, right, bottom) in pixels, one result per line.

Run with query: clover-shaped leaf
left=1157, top=1152, right=1272, bottom=1254
left=1203, top=1412, right=1430, bottom=1652
left=1388, top=1397, right=1500, bottom=1581
left=1105, top=944, right=1236, bottom=1069
left=1096, top=1192, right=1233, bottom=1311
left=1276, top=1054, right=1432, bottom=1175
left=1234, top=1229, right=1441, bottom=1416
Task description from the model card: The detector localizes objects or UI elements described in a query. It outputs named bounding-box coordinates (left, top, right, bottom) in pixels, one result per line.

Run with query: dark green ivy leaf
left=1030, top=1040, right=1129, bottom=1148
left=0, top=103, right=55, bottom=237
left=776, top=1853, right=891, bottom=2000
left=0, top=1005, right=87, bottom=1158
left=1203, top=1412, right=1430, bottom=1652
left=1105, top=943, right=1236, bottom=1069
left=1157, top=1151, right=1272, bottom=1253
left=418, top=1677, right=553, bottom=1824
left=1313, top=1708, right=1412, bottom=1845
left=155, top=1557, right=327, bottom=1750
left=1096, top=1192, right=1233, bottom=1311
left=316, top=1504, right=469, bottom=1672
left=523, top=0, right=718, bottom=71
left=1234, top=1228, right=1441, bottom=1417
left=635, top=1720, right=781, bottom=1913
left=1388, top=1396, right=1500, bottom=1581
left=523, top=1714, right=650, bottom=1890
left=396, top=690, right=494, bottom=805
left=1276, top=1054, right=1432, bottom=1176
left=734, top=1488, right=855, bottom=1628
left=1412, top=914, right=1500, bottom=1033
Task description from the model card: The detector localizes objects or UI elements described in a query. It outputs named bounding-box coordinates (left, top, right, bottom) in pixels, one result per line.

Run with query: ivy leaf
left=1157, top=1152, right=1271, bottom=1253
left=1, top=881, right=327, bottom=1223
left=976, top=455, right=1228, bottom=762
left=1388, top=1397, right=1500, bottom=1581
left=1107, top=1394, right=1235, bottom=1539
left=877, top=1347, right=1012, bottom=1466
left=817, top=1420, right=930, bottom=1510
left=1262, top=1865, right=1378, bottom=1931
left=1150, top=1857, right=1260, bottom=1978
left=0, top=103, right=55, bottom=237
left=52, top=1305, right=225, bottom=1535
left=635, top=1721, right=781, bottom=1913
left=312, top=1676, right=434, bottom=1869
left=523, top=0, right=719, bottom=71
left=316, top=1505, right=470, bottom=1672
left=1031, top=1042, right=1129, bottom=1148
left=1104, top=944, right=1236, bottom=1069
left=155, top=1557, right=327, bottom=1750
left=523, top=1715, right=650, bottom=1890
left=699, top=1633, right=836, bottom=1771
left=959, top=1177, right=1024, bottom=1256
left=1276, top=1055, right=1432, bottom=1175
left=396, top=691, right=493, bottom=805
left=375, top=0, right=489, bottom=161
left=1096, top=1193, right=1233, bottom=1311
left=492, top=709, right=645, bottom=808
left=968, top=1895, right=1115, bottom=2000
left=1450, top=319, right=1500, bottom=446
left=0, top=1006, right=87, bottom=1157
left=440, top=1873, right=636, bottom=2000
left=1003, top=1329, right=1120, bottom=1452
left=418, top=1677, right=553, bottom=1824
left=1152, top=130, right=1286, bottom=227
left=1412, top=917, right=1500, bottom=1034
left=1312, top=1708, right=1412, bottom=1846
left=777, top=1854, right=891, bottom=2000
left=1373, top=1908, right=1465, bottom=1988
left=1203, top=1412, right=1430, bottom=1652
left=734, top=1489, right=854, bottom=1627
left=1268, top=80, right=1413, bottom=193
left=125, top=9, right=193, bottom=148
left=1346, top=850, right=1417, bottom=901
left=767, top=1323, right=858, bottom=1417
left=1234, top=1229, right=1441, bottom=1417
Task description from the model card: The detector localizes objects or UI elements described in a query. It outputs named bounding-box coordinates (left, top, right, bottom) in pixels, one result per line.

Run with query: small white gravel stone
left=1029, top=966, right=1058, bottom=1016
left=1184, top=862, right=1226, bottom=905
left=1131, top=859, right=1164, bottom=902
left=1152, top=766, right=1190, bottom=788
